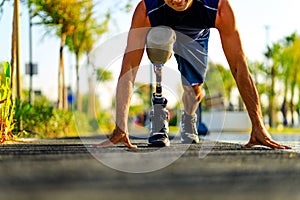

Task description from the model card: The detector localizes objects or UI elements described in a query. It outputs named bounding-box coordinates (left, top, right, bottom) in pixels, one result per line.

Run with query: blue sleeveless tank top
left=144, top=0, right=219, bottom=40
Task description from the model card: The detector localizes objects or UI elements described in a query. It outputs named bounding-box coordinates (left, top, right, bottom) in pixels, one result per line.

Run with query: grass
left=269, top=127, right=300, bottom=134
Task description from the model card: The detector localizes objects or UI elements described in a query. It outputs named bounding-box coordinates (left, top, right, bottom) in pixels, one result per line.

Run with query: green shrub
left=15, top=97, right=78, bottom=138
left=0, top=62, right=16, bottom=143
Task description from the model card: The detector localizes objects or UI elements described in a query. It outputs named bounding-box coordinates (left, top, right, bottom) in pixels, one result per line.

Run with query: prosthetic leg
left=146, top=26, right=176, bottom=147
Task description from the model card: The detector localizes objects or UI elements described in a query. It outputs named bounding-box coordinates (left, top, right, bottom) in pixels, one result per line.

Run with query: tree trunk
left=282, top=74, right=289, bottom=126
left=269, top=66, right=276, bottom=127
left=58, top=33, right=66, bottom=109
left=87, top=75, right=95, bottom=118
left=11, top=0, right=22, bottom=130
left=87, top=57, right=94, bottom=118
left=11, top=0, right=21, bottom=100
left=11, top=1, right=16, bottom=90
left=75, top=52, right=82, bottom=112
left=15, top=0, right=21, bottom=101
left=290, top=77, right=297, bottom=127
left=63, top=84, right=68, bottom=110
left=63, top=65, right=68, bottom=110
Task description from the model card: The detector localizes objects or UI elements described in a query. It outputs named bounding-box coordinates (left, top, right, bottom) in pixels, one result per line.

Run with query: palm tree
left=247, top=60, right=269, bottom=116
left=216, top=63, right=235, bottom=103
left=66, top=0, right=109, bottom=112
left=263, top=32, right=299, bottom=127
left=279, top=35, right=293, bottom=126
left=264, top=42, right=282, bottom=127
left=29, top=0, right=85, bottom=109
left=281, top=36, right=300, bottom=126
left=84, top=68, right=113, bottom=117
left=204, top=62, right=235, bottom=109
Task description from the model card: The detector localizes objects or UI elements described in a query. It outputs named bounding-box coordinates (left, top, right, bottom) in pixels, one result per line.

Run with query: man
left=95, top=0, right=291, bottom=149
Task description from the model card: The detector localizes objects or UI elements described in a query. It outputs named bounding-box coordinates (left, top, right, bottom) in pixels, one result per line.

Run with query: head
left=164, top=0, right=193, bottom=11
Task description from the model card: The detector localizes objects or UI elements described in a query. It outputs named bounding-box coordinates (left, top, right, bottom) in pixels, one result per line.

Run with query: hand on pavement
left=243, top=126, right=291, bottom=149
left=93, top=127, right=137, bottom=149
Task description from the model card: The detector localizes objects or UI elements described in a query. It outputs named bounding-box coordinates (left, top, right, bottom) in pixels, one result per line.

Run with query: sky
left=0, top=0, right=300, bottom=104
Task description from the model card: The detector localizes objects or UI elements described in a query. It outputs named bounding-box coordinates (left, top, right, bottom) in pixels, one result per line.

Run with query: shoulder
left=201, top=0, right=220, bottom=9
left=130, top=1, right=151, bottom=29
left=143, top=0, right=165, bottom=15
left=136, top=0, right=147, bottom=14
left=216, top=0, right=234, bottom=18
left=215, top=0, right=237, bottom=33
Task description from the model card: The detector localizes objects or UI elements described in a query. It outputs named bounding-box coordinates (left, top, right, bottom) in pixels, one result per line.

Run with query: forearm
left=112, top=1, right=150, bottom=133
left=219, top=30, right=264, bottom=129
left=115, top=49, right=143, bottom=133
left=115, top=72, right=135, bottom=132
left=220, top=30, right=264, bottom=128
left=234, top=62, right=264, bottom=128
left=215, top=0, right=291, bottom=149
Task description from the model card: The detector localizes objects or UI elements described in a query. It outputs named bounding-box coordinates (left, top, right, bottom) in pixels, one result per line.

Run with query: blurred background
left=0, top=0, right=300, bottom=139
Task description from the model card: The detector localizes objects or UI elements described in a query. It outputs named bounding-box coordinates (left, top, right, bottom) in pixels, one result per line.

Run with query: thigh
left=174, top=38, right=209, bottom=86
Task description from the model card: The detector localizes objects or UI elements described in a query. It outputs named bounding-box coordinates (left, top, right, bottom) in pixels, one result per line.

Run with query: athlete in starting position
left=94, top=0, right=291, bottom=149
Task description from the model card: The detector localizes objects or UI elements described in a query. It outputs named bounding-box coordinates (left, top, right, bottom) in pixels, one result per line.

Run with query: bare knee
left=192, top=84, right=204, bottom=102
left=183, top=84, right=204, bottom=103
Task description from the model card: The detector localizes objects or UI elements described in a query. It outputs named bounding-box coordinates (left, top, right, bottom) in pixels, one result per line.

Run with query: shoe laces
left=150, top=107, right=169, bottom=134
left=181, top=113, right=197, bottom=134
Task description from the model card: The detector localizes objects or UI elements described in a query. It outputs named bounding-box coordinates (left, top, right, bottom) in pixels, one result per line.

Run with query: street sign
left=25, top=63, right=38, bottom=75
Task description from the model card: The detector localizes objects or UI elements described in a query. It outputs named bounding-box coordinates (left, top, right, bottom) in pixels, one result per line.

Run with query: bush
left=0, top=62, right=15, bottom=143
left=14, top=99, right=78, bottom=138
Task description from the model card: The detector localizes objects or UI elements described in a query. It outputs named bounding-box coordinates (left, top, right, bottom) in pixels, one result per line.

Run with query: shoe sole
left=148, top=140, right=170, bottom=147
left=181, top=138, right=200, bottom=144
left=181, top=140, right=199, bottom=144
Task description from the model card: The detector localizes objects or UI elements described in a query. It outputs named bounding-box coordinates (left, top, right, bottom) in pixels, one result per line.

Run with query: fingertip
left=128, top=144, right=138, bottom=149
left=242, top=142, right=254, bottom=149
left=284, top=145, right=292, bottom=150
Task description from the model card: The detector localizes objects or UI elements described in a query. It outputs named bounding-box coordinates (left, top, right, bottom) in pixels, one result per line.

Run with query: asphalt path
left=0, top=137, right=300, bottom=200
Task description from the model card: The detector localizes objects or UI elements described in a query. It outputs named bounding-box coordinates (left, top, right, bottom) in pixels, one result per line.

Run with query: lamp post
left=27, top=5, right=38, bottom=105
left=29, top=6, right=33, bottom=104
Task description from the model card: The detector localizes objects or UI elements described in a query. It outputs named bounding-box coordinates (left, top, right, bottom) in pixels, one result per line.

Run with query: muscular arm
left=215, top=0, right=290, bottom=149
left=215, top=0, right=263, bottom=127
left=116, top=1, right=151, bottom=132
left=94, top=1, right=151, bottom=148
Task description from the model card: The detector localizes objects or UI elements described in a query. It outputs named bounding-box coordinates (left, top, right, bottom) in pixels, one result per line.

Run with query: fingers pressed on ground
left=93, top=133, right=138, bottom=149
left=268, top=139, right=292, bottom=149
left=93, top=139, right=115, bottom=148
left=243, top=139, right=292, bottom=150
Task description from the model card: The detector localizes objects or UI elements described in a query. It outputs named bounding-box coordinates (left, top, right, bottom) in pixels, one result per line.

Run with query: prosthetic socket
left=146, top=26, right=176, bottom=133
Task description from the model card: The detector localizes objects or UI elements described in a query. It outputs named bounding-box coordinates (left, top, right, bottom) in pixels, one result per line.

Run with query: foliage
left=0, top=62, right=16, bottom=143
left=133, top=83, right=151, bottom=108
left=279, top=35, right=300, bottom=126
left=72, top=109, right=114, bottom=135
left=64, top=0, right=109, bottom=111
left=29, top=0, right=82, bottom=34
left=66, top=1, right=109, bottom=57
left=29, top=0, right=91, bottom=109
left=260, top=32, right=300, bottom=127
left=0, top=0, right=6, bottom=20
left=50, top=109, right=74, bottom=137
left=14, top=99, right=51, bottom=137
left=96, top=110, right=115, bottom=134
left=14, top=96, right=77, bottom=138
left=248, top=60, right=268, bottom=95
left=12, top=90, right=116, bottom=138
left=204, top=62, right=235, bottom=109
left=27, top=0, right=134, bottom=111
left=96, top=68, right=113, bottom=82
